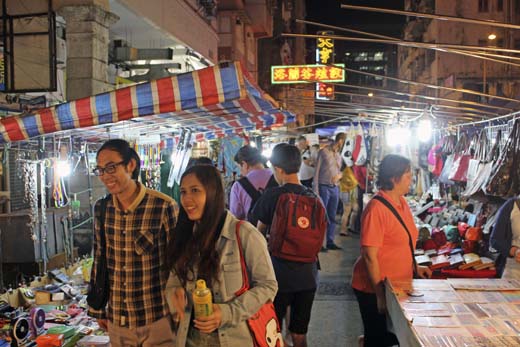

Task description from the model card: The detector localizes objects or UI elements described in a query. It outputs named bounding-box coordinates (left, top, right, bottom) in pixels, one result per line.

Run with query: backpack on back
left=238, top=175, right=278, bottom=224
left=268, top=188, right=327, bottom=263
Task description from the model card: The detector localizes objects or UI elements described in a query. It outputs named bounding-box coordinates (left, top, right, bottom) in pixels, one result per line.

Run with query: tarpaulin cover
left=0, top=62, right=294, bottom=144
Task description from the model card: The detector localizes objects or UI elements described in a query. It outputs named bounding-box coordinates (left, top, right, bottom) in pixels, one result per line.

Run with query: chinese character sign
left=317, top=31, right=334, bottom=65
left=271, top=64, right=345, bottom=84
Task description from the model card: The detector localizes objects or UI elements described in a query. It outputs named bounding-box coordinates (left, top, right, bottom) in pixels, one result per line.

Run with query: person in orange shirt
left=351, top=154, right=431, bottom=347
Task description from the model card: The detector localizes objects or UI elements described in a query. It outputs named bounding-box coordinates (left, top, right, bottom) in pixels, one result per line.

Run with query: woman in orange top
left=351, top=154, right=431, bottom=347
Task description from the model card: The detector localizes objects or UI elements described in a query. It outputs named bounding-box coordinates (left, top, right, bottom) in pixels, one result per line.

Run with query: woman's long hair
left=167, top=164, right=226, bottom=287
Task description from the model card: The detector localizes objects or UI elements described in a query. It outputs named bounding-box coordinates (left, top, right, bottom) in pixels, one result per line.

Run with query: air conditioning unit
left=56, top=37, right=67, bottom=66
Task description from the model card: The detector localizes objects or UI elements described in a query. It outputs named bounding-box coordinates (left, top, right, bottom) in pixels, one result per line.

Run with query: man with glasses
left=89, top=139, right=179, bottom=347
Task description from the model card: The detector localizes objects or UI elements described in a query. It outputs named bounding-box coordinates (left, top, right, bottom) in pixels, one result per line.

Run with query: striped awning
left=0, top=62, right=294, bottom=144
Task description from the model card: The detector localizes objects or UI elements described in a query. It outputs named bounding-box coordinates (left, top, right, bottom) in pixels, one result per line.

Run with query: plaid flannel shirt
left=88, top=183, right=179, bottom=328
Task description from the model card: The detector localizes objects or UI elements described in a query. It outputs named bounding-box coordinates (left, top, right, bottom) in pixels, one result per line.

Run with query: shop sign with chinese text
left=271, top=64, right=345, bottom=84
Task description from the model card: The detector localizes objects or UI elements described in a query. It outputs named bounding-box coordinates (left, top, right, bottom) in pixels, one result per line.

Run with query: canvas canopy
left=0, top=62, right=294, bottom=144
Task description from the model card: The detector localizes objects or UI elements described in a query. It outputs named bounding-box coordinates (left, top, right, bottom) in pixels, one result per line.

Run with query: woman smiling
left=165, top=165, right=277, bottom=347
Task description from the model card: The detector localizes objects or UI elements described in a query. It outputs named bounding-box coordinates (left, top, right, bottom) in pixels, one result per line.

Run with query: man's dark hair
left=270, top=143, right=301, bottom=174
left=376, top=154, right=411, bottom=190
left=97, top=139, right=141, bottom=180
left=234, top=145, right=264, bottom=165
left=297, top=135, right=307, bottom=142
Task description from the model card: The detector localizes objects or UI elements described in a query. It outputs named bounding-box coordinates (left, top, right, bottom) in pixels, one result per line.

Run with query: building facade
left=399, top=0, right=520, bottom=112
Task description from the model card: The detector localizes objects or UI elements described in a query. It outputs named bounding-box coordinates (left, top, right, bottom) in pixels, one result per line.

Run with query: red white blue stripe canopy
left=0, top=62, right=294, bottom=144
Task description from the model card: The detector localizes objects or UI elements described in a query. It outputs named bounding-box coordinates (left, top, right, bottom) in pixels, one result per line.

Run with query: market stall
left=386, top=278, right=520, bottom=347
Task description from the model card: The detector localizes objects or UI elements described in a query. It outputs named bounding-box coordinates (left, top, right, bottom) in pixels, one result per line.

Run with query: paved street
left=307, top=232, right=363, bottom=347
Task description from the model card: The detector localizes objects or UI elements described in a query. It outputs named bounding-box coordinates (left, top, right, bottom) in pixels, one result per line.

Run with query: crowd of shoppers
left=89, top=136, right=424, bottom=347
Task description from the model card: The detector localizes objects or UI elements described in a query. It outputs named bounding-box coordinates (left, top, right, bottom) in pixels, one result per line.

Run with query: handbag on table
left=234, top=221, right=283, bottom=347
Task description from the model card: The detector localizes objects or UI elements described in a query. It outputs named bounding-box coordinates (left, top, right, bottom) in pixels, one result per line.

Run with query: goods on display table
left=386, top=278, right=520, bottom=347
left=0, top=260, right=110, bottom=347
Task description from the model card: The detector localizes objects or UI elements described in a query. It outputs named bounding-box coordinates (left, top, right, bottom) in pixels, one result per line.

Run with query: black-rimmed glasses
left=93, top=161, right=125, bottom=176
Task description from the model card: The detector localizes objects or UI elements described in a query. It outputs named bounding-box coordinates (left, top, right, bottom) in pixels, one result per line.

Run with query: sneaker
left=339, top=231, right=349, bottom=237
left=320, top=247, right=329, bottom=253
left=327, top=243, right=342, bottom=250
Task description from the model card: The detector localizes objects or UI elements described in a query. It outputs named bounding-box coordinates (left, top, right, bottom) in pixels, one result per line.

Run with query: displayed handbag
left=87, top=196, right=110, bottom=310
left=448, top=132, right=472, bottom=182
left=439, top=154, right=455, bottom=185
left=234, top=221, right=283, bottom=347
left=465, top=129, right=502, bottom=197
left=463, top=129, right=490, bottom=197
left=485, top=119, right=520, bottom=197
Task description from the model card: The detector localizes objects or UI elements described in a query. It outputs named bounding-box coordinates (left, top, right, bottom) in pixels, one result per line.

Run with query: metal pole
left=337, top=65, right=520, bottom=105
left=307, top=83, right=512, bottom=112
left=296, top=19, right=520, bottom=65
left=281, top=33, right=520, bottom=56
left=341, top=4, right=520, bottom=30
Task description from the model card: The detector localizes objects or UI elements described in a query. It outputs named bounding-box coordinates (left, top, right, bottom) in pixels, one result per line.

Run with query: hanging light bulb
left=262, top=148, right=272, bottom=159
left=418, top=119, right=432, bottom=142
left=387, top=126, right=411, bottom=147
left=56, top=160, right=71, bottom=177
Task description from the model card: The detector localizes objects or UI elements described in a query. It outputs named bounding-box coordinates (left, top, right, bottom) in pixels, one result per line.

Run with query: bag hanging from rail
left=448, top=132, right=472, bottom=182
left=437, top=135, right=456, bottom=184
left=464, top=130, right=488, bottom=194
left=485, top=119, right=520, bottom=198
left=464, top=129, right=501, bottom=197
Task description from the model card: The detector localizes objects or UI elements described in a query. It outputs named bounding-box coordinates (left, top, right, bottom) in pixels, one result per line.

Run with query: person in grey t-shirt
left=313, top=132, right=346, bottom=250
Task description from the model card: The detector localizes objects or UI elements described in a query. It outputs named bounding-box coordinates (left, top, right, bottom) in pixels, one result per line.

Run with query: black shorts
left=274, top=289, right=316, bottom=335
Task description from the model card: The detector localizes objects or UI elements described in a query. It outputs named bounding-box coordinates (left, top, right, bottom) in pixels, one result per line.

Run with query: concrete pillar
left=58, top=5, right=119, bottom=100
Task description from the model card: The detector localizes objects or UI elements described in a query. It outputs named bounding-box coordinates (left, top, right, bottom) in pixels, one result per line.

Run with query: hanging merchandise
left=368, top=124, right=383, bottom=173
left=136, top=143, right=162, bottom=190
left=463, top=130, right=489, bottom=197
left=53, top=159, right=69, bottom=208
left=21, top=160, right=40, bottom=241
left=219, top=136, right=245, bottom=177
left=485, top=119, right=520, bottom=197
left=352, top=124, right=367, bottom=166
left=448, top=132, right=473, bottom=182
left=341, top=125, right=355, bottom=167
left=438, top=135, right=457, bottom=185
left=464, top=129, right=501, bottom=197
left=428, top=143, right=443, bottom=177
left=167, top=129, right=192, bottom=188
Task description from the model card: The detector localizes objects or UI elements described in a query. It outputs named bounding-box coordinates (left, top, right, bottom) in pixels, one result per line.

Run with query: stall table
left=385, top=278, right=520, bottom=347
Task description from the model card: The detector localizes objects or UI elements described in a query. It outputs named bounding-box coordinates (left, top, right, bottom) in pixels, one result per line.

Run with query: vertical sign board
left=316, top=31, right=334, bottom=100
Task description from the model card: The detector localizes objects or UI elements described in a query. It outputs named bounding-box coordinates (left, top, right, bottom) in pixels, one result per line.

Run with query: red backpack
left=268, top=189, right=327, bottom=263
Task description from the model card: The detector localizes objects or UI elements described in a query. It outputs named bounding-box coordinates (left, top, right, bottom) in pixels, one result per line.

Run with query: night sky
left=305, top=0, right=405, bottom=40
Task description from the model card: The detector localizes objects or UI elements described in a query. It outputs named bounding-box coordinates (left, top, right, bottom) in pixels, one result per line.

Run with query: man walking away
left=89, top=139, right=179, bottom=347
left=252, top=143, right=326, bottom=347
left=313, top=132, right=346, bottom=251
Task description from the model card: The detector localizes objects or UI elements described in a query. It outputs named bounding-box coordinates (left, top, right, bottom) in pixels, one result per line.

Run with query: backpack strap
left=98, top=195, right=110, bottom=254
left=238, top=177, right=261, bottom=203
left=373, top=195, right=418, bottom=278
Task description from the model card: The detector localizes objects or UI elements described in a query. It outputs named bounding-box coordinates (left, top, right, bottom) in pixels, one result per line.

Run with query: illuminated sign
left=317, top=83, right=334, bottom=100
left=271, top=64, right=345, bottom=84
left=316, top=31, right=334, bottom=100
left=317, top=32, right=334, bottom=65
